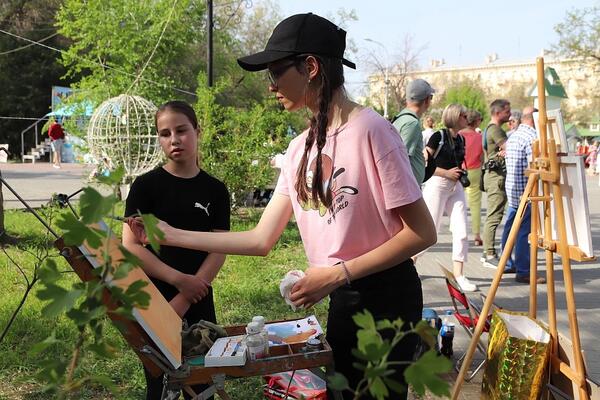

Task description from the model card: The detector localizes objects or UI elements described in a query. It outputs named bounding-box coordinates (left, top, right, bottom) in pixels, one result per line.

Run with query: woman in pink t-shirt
left=460, top=110, right=484, bottom=246
left=129, top=13, right=436, bottom=399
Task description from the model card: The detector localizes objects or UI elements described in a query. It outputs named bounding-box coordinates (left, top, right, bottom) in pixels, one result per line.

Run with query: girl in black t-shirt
left=420, top=103, right=477, bottom=293
left=122, top=101, right=230, bottom=400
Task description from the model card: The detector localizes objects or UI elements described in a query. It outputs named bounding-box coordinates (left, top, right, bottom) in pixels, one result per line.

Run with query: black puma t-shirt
left=125, top=167, right=230, bottom=302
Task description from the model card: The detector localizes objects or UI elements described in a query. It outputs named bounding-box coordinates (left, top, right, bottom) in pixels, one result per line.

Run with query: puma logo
left=194, top=202, right=210, bottom=216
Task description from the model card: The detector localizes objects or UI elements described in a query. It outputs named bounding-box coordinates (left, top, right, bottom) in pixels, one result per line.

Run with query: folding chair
left=438, top=265, right=492, bottom=382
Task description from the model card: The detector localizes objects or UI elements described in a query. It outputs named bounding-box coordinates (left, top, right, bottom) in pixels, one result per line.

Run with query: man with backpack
left=392, top=79, right=435, bottom=184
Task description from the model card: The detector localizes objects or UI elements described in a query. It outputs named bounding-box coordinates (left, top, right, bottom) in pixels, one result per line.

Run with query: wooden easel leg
left=551, top=179, right=589, bottom=400
left=451, top=175, right=539, bottom=399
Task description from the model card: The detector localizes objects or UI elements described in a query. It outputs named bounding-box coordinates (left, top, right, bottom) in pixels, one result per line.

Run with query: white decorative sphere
left=86, top=94, right=161, bottom=181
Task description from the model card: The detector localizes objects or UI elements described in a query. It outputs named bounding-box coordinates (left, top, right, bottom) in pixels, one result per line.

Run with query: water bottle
left=440, top=310, right=455, bottom=358
left=252, top=315, right=270, bottom=357
left=246, top=321, right=266, bottom=361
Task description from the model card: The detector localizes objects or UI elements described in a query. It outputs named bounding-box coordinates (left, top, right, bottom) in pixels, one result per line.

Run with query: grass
left=0, top=205, right=327, bottom=399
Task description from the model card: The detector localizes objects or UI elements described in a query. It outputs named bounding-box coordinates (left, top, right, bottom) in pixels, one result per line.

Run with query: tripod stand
left=452, top=57, right=593, bottom=400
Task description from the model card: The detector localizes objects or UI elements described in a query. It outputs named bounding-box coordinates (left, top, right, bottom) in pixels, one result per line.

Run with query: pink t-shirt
left=275, top=108, right=422, bottom=266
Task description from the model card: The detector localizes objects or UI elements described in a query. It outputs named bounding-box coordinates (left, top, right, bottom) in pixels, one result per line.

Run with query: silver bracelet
left=340, top=261, right=352, bottom=285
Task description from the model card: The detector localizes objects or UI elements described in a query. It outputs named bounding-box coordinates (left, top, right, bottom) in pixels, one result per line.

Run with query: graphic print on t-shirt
left=298, top=153, right=358, bottom=217
left=194, top=202, right=210, bottom=216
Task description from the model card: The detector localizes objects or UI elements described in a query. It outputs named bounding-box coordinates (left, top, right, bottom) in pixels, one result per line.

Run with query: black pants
left=145, top=288, right=217, bottom=400
left=326, top=260, right=423, bottom=400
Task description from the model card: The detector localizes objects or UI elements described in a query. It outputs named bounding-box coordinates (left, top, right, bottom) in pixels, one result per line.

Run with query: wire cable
left=0, top=28, right=197, bottom=97
left=126, top=0, right=178, bottom=93
left=0, top=32, right=58, bottom=55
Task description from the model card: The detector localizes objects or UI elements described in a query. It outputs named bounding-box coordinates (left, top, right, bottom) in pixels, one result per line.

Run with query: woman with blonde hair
left=420, top=103, right=476, bottom=292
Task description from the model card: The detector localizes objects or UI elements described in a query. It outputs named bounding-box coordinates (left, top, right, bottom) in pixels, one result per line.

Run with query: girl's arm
left=122, top=223, right=210, bottom=303
left=170, top=242, right=227, bottom=317
left=290, top=197, right=436, bottom=308
left=156, top=193, right=293, bottom=256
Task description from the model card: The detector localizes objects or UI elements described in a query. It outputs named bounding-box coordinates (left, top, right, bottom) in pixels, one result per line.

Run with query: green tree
left=56, top=0, right=206, bottom=112
left=441, top=81, right=488, bottom=123
left=553, top=6, right=600, bottom=65
left=0, top=0, right=70, bottom=159
left=196, top=75, right=302, bottom=208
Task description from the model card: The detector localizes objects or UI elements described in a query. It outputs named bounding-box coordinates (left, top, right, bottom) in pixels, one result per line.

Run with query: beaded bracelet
left=340, top=261, right=352, bottom=285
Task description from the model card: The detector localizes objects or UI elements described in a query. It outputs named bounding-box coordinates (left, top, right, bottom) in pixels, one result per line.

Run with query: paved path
left=419, top=170, right=600, bottom=384
left=0, top=162, right=94, bottom=209
left=2, top=161, right=599, bottom=392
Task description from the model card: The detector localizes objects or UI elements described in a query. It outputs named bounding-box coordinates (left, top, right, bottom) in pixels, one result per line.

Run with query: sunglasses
left=267, top=57, right=302, bottom=86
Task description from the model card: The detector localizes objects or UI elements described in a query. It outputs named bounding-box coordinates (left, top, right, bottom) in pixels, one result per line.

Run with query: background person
left=460, top=110, right=484, bottom=246
left=500, top=106, right=546, bottom=284
left=419, top=103, right=476, bottom=292
left=481, top=99, right=510, bottom=268
left=47, top=118, right=65, bottom=168
left=392, top=78, right=435, bottom=183
left=422, top=115, right=435, bottom=146
left=122, top=101, right=230, bottom=399
left=129, top=13, right=436, bottom=399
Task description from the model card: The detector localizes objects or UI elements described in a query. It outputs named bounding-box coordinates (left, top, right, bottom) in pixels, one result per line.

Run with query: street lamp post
left=365, top=38, right=390, bottom=119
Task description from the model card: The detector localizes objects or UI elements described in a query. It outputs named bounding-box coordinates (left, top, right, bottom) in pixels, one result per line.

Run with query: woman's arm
left=290, top=197, right=437, bottom=308
left=122, top=223, right=210, bottom=302
left=160, top=194, right=294, bottom=256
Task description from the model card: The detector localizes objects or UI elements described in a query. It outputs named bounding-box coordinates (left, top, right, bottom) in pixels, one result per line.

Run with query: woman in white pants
left=421, top=104, right=476, bottom=292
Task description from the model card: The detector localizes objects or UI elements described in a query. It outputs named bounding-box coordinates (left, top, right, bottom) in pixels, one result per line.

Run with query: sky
left=264, top=0, right=599, bottom=97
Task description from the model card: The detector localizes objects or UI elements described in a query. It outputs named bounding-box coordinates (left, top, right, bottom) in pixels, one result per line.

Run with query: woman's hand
left=289, top=265, right=346, bottom=309
left=169, top=293, right=191, bottom=317
left=445, top=167, right=462, bottom=181
left=173, top=273, right=210, bottom=303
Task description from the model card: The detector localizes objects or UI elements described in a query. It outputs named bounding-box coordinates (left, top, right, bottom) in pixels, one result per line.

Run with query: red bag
left=263, top=369, right=327, bottom=400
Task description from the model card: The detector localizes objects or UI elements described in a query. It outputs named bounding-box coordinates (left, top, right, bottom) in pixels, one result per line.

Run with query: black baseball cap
left=237, top=13, right=356, bottom=71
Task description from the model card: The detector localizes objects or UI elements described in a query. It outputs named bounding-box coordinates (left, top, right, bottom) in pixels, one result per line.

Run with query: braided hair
left=294, top=56, right=345, bottom=209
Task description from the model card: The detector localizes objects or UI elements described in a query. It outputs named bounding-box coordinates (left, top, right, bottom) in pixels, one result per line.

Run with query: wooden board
left=56, top=228, right=183, bottom=372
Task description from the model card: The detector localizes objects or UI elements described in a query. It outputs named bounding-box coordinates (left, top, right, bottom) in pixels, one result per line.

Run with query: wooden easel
left=451, top=57, right=593, bottom=400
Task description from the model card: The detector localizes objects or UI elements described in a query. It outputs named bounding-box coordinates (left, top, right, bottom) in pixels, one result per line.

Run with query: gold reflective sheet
left=481, top=310, right=551, bottom=400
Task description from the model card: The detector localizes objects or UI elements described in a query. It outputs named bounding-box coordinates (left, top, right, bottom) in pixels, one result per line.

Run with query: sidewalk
left=418, top=172, right=600, bottom=386
left=0, top=162, right=92, bottom=209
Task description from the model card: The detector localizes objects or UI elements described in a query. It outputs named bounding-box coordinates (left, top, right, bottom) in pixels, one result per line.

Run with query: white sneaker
left=53, top=164, right=60, bottom=169
left=456, top=275, right=478, bottom=292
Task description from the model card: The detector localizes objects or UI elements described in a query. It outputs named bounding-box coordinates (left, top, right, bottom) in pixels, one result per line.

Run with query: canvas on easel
left=536, top=155, right=594, bottom=260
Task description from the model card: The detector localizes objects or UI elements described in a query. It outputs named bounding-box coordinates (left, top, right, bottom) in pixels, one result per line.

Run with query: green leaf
left=365, top=365, right=389, bottom=379
left=140, top=213, right=164, bottom=253
left=352, top=362, right=366, bottom=371
left=40, top=287, right=84, bottom=318
left=88, top=341, right=116, bottom=359
left=88, top=374, right=118, bottom=392
left=327, top=372, right=350, bottom=391
left=375, top=319, right=394, bottom=330
left=382, top=377, right=406, bottom=395
left=79, top=187, right=117, bottom=225
left=368, top=376, right=389, bottom=400
left=413, top=320, right=438, bottom=349
left=29, top=332, right=60, bottom=355
left=404, top=350, right=452, bottom=397
left=351, top=348, right=370, bottom=361
left=356, top=328, right=381, bottom=353
left=38, top=259, right=62, bottom=284
left=110, top=306, right=135, bottom=320
left=96, top=165, right=124, bottom=186
left=353, top=310, right=376, bottom=330
left=56, top=212, right=101, bottom=248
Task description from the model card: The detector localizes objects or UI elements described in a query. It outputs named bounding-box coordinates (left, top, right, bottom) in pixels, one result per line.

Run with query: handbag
left=481, top=310, right=551, bottom=400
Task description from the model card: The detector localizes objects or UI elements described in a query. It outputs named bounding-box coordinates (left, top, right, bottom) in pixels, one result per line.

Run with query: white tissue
left=279, top=270, right=305, bottom=311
